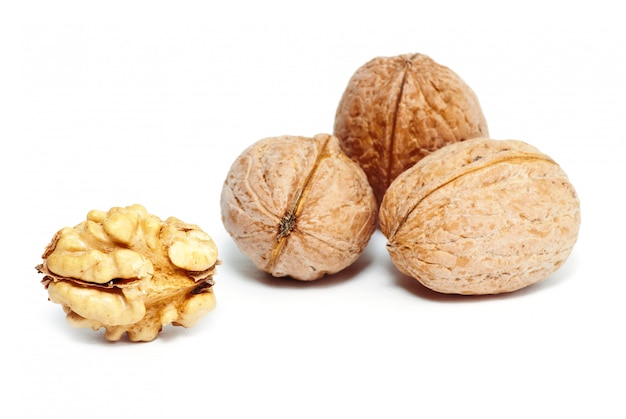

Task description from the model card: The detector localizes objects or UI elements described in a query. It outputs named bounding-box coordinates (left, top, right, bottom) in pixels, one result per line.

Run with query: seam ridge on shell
left=388, top=153, right=557, bottom=241
left=386, top=59, right=410, bottom=192
left=267, top=135, right=332, bottom=272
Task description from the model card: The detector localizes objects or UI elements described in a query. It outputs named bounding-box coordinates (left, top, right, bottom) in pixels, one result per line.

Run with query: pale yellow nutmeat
left=37, top=204, right=219, bottom=342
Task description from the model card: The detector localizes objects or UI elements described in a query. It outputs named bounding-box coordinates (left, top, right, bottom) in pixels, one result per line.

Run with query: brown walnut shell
left=379, top=138, right=581, bottom=295
left=220, top=134, right=377, bottom=281
left=334, top=53, right=489, bottom=204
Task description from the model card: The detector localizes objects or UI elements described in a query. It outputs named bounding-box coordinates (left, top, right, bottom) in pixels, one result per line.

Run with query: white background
left=3, top=1, right=625, bottom=418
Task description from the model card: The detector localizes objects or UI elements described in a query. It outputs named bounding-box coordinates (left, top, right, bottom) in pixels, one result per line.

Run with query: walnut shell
left=36, top=204, right=219, bottom=341
left=220, top=134, right=377, bottom=281
left=334, top=53, right=489, bottom=203
left=379, top=138, right=581, bottom=295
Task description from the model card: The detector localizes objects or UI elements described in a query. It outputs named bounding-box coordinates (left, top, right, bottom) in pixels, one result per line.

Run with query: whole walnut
left=334, top=53, right=488, bottom=203
left=379, top=138, right=581, bottom=295
left=37, top=204, right=219, bottom=341
left=220, top=134, right=377, bottom=281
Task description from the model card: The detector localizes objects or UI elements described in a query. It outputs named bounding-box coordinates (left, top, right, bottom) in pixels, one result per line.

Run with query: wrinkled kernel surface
left=37, top=204, right=219, bottom=342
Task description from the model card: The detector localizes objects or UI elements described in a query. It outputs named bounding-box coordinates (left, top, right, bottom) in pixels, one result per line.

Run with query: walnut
left=334, top=53, right=489, bottom=204
left=220, top=133, right=377, bottom=281
left=379, top=138, right=581, bottom=295
left=36, top=204, right=219, bottom=341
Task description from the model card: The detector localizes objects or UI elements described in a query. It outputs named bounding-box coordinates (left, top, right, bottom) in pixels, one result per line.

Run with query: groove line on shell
left=386, top=59, right=410, bottom=192
left=267, top=135, right=332, bottom=272
left=387, top=153, right=557, bottom=242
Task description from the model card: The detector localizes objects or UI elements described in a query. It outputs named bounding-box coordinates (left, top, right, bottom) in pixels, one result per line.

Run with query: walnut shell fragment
left=379, top=138, right=581, bottom=295
left=36, top=204, right=219, bottom=341
left=334, top=53, right=489, bottom=204
left=220, top=134, right=377, bottom=281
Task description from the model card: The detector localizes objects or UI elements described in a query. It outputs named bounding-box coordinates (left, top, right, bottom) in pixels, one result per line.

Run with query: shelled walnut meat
left=221, top=134, right=377, bottom=281
left=379, top=138, right=581, bottom=295
left=36, top=204, right=219, bottom=341
left=334, top=53, right=488, bottom=204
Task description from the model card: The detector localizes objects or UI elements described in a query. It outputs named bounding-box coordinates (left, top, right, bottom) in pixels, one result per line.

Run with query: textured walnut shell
left=334, top=53, right=488, bottom=203
left=220, top=134, right=377, bottom=281
left=379, top=138, right=581, bottom=295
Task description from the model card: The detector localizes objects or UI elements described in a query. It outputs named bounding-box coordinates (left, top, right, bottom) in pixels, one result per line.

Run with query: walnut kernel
left=334, top=53, right=488, bottom=203
left=379, top=138, right=581, bottom=295
left=37, top=204, right=219, bottom=341
left=220, top=134, right=377, bottom=281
